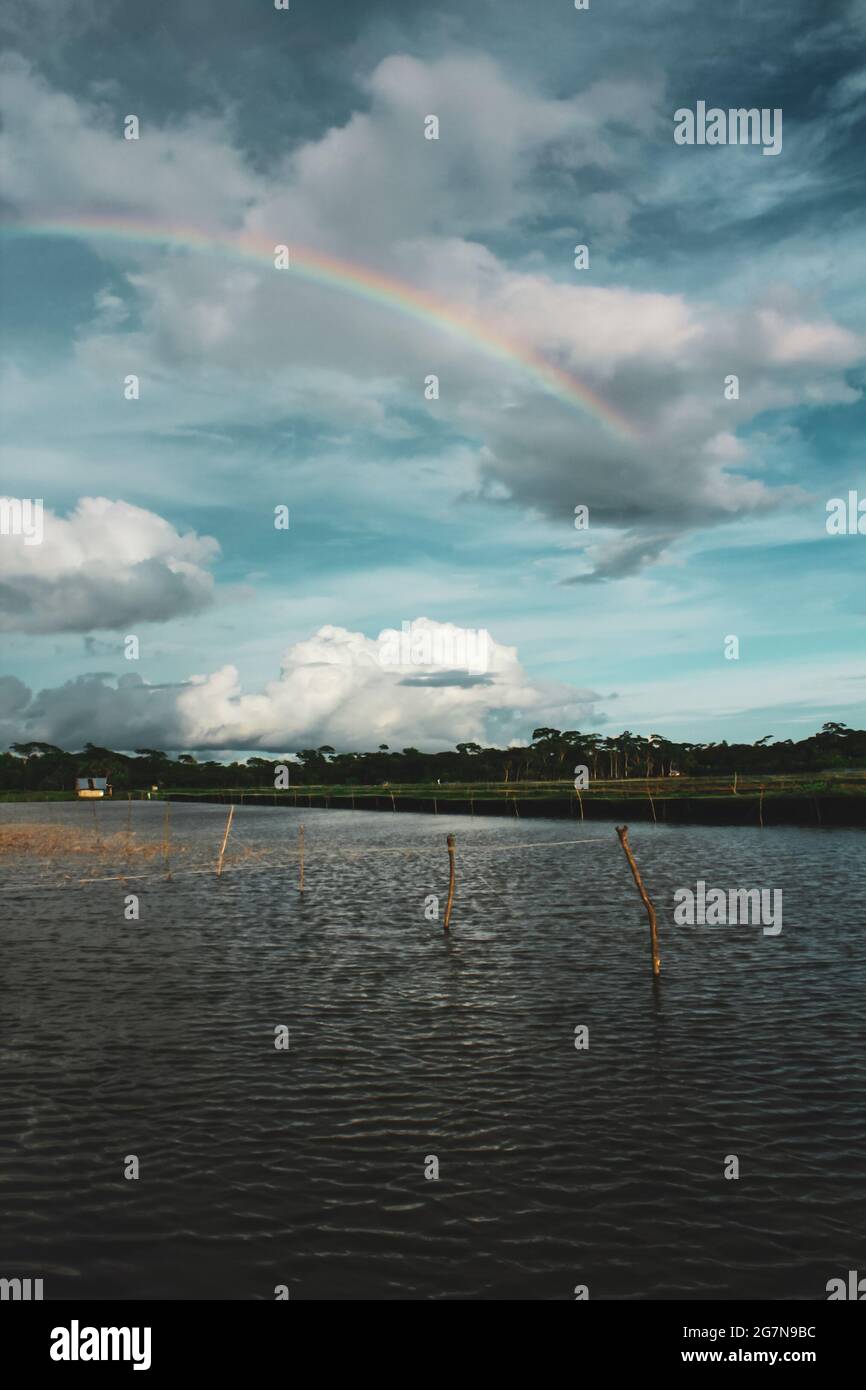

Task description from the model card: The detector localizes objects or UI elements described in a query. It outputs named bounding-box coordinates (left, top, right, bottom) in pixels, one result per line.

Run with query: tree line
left=1, top=723, right=863, bottom=792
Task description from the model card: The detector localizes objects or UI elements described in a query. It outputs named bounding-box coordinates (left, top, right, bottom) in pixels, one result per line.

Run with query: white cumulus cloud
left=0, top=496, right=219, bottom=632
left=1, top=618, right=603, bottom=751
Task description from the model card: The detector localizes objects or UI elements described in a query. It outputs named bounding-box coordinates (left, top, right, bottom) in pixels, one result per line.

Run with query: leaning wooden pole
left=615, top=824, right=660, bottom=978
left=298, top=823, right=305, bottom=894
left=216, top=804, right=234, bottom=878
left=443, top=833, right=456, bottom=931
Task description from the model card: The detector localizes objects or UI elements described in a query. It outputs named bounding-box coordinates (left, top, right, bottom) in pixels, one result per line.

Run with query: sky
left=0, top=0, right=865, bottom=756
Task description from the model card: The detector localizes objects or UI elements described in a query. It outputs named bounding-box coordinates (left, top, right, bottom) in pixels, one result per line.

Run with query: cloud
left=0, top=497, right=219, bottom=632
left=0, top=51, right=258, bottom=225
left=0, top=618, right=604, bottom=751
left=0, top=674, right=30, bottom=718
left=269, top=55, right=665, bottom=248
left=91, top=286, right=129, bottom=331
left=561, top=531, right=680, bottom=584
left=1, top=45, right=863, bottom=590
left=0, top=0, right=106, bottom=52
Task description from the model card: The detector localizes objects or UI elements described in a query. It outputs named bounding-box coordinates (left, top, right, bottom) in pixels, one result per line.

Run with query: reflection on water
left=1, top=801, right=864, bottom=1300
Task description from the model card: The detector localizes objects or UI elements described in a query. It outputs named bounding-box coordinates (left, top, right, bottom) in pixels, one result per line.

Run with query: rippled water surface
left=1, top=801, right=864, bottom=1299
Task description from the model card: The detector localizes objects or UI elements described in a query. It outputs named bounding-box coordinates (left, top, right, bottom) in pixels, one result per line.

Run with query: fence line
left=0, top=821, right=663, bottom=974
left=0, top=833, right=612, bottom=892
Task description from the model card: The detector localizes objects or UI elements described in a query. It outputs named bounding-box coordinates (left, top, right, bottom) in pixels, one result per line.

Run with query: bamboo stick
left=124, top=793, right=133, bottom=872
left=615, top=825, right=660, bottom=978
left=443, top=833, right=456, bottom=931
left=90, top=800, right=103, bottom=849
left=298, top=823, right=305, bottom=893
left=216, top=804, right=234, bottom=877
left=162, top=800, right=172, bottom=879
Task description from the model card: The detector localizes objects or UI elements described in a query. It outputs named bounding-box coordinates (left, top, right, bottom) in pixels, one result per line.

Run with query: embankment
left=164, top=791, right=866, bottom=827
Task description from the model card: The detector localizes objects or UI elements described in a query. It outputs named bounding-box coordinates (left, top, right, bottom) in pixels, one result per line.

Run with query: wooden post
left=758, top=785, right=765, bottom=828
left=615, top=825, right=660, bottom=978
left=123, top=793, right=133, bottom=873
left=216, top=804, right=234, bottom=877
left=298, top=823, right=305, bottom=893
left=443, top=833, right=456, bottom=931
left=90, top=799, right=103, bottom=849
left=162, top=800, right=172, bottom=879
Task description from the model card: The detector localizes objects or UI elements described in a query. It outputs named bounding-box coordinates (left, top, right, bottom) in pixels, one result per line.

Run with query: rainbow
left=0, top=215, right=638, bottom=438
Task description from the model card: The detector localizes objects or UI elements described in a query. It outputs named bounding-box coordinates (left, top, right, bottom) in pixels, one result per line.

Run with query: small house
left=76, top=776, right=111, bottom=799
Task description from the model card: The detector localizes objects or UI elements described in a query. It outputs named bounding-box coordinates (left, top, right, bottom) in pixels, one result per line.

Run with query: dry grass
left=0, top=822, right=272, bottom=875
left=0, top=824, right=165, bottom=860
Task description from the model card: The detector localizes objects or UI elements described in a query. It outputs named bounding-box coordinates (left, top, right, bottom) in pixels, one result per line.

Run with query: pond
left=1, top=801, right=863, bottom=1299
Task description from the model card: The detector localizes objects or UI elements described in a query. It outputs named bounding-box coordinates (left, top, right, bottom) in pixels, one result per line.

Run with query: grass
left=0, top=791, right=78, bottom=802
left=0, top=823, right=161, bottom=860
left=0, top=819, right=275, bottom=871
left=3, top=773, right=865, bottom=805
left=159, top=772, right=866, bottom=800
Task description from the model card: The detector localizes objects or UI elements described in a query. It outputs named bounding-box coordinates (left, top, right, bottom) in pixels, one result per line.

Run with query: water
left=1, top=801, right=864, bottom=1300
